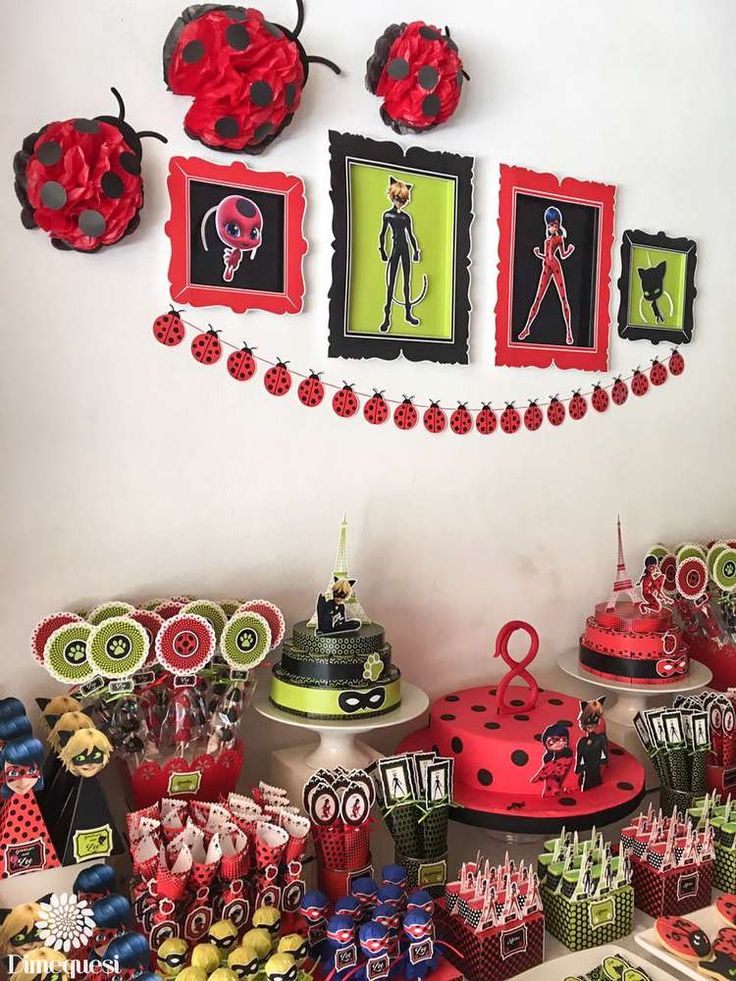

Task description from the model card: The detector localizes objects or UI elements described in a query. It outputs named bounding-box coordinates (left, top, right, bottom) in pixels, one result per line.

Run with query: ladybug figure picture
left=364, top=391, right=390, bottom=426
left=450, top=404, right=473, bottom=436
left=191, top=327, right=222, bottom=365
left=297, top=372, right=325, bottom=407
left=476, top=405, right=497, bottom=436
left=264, top=360, right=292, bottom=396
left=333, top=384, right=359, bottom=419
left=153, top=308, right=186, bottom=347
left=14, top=87, right=166, bottom=253
left=394, top=397, right=418, bottom=431
left=201, top=195, right=263, bottom=282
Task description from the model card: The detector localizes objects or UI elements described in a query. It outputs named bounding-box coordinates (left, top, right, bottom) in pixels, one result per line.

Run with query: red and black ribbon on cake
left=579, top=645, right=689, bottom=683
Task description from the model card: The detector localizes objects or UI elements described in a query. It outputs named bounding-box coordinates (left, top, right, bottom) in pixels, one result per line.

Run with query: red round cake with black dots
left=399, top=683, right=646, bottom=833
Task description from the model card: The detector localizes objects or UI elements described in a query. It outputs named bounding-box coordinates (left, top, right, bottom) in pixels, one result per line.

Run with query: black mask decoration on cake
left=316, top=577, right=362, bottom=636
left=338, top=688, right=386, bottom=714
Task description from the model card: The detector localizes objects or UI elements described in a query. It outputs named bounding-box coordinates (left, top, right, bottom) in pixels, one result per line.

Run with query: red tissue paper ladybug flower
left=365, top=21, right=467, bottom=134
left=163, top=1, right=341, bottom=154
left=13, top=88, right=166, bottom=253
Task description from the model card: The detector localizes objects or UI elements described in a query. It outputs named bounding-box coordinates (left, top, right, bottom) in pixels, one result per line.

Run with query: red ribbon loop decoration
left=494, top=620, right=541, bottom=715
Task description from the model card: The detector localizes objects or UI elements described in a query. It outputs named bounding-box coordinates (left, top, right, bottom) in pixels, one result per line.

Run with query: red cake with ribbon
left=579, top=519, right=690, bottom=686
left=399, top=621, right=645, bottom=833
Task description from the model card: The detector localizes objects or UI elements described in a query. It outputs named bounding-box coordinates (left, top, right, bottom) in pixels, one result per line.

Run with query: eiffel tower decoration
left=606, top=516, right=643, bottom=610
left=308, top=516, right=371, bottom=626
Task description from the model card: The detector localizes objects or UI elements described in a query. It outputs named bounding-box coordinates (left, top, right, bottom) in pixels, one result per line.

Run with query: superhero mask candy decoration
left=13, top=88, right=166, bottom=253
left=163, top=1, right=341, bottom=154
left=365, top=21, right=468, bottom=134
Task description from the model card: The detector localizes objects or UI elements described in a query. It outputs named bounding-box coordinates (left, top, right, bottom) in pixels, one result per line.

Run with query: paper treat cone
left=0, top=791, right=60, bottom=878
left=127, top=806, right=161, bottom=843
left=343, top=824, right=371, bottom=870
left=189, top=832, right=222, bottom=889
left=156, top=841, right=192, bottom=900
left=220, top=828, right=251, bottom=880
left=227, top=794, right=263, bottom=838
left=132, top=832, right=160, bottom=881
left=385, top=802, right=421, bottom=860
left=255, top=820, right=289, bottom=870
left=282, top=812, right=310, bottom=863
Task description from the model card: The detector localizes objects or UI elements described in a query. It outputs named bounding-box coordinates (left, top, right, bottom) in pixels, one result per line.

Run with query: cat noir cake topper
left=163, top=1, right=341, bottom=154
left=365, top=21, right=468, bottom=134
left=13, top=88, right=166, bottom=253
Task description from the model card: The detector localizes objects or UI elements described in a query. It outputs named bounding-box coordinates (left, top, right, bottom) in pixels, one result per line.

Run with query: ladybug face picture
left=156, top=613, right=215, bottom=674
left=201, top=194, right=264, bottom=283
left=655, top=915, right=712, bottom=961
left=14, top=87, right=166, bottom=253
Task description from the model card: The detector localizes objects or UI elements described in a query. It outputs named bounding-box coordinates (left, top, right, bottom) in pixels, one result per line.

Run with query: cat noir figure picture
left=378, top=178, right=428, bottom=332
left=575, top=698, right=609, bottom=792
left=519, top=206, right=575, bottom=346
left=315, top=578, right=361, bottom=637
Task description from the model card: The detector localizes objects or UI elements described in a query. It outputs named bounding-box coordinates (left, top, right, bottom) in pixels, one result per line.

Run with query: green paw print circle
left=714, top=547, right=736, bottom=593
left=44, top=623, right=95, bottom=683
left=88, top=617, right=148, bottom=678
left=220, top=611, right=271, bottom=670
left=363, top=653, right=384, bottom=682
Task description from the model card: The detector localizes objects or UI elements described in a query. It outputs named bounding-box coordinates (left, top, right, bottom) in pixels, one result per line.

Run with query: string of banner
left=152, top=307, right=686, bottom=436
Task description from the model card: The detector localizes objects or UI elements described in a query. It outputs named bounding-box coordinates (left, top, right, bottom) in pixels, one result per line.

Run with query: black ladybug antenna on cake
left=109, top=86, right=168, bottom=144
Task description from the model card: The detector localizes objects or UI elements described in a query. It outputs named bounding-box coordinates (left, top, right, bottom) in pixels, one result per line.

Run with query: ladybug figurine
left=153, top=307, right=186, bottom=347
left=669, top=349, right=685, bottom=376
left=423, top=401, right=446, bottom=434
left=163, top=1, right=341, bottom=154
left=227, top=343, right=257, bottom=381
left=365, top=21, right=467, bottom=134
left=450, top=404, right=473, bottom=436
left=364, top=391, right=390, bottom=425
left=394, top=397, right=418, bottom=431
left=14, top=88, right=167, bottom=253
left=191, top=327, right=222, bottom=365
left=591, top=384, right=609, bottom=413
left=297, top=371, right=325, bottom=407
left=476, top=404, right=497, bottom=436
left=547, top=397, right=566, bottom=427
left=333, top=383, right=359, bottom=419
left=264, top=360, right=292, bottom=396
left=524, top=402, right=543, bottom=432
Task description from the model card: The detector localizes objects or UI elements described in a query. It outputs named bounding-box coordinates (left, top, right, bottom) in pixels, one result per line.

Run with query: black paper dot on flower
left=183, top=39, right=205, bottom=63
left=511, top=750, right=528, bottom=767
left=75, top=118, right=100, bottom=134
left=226, top=24, right=250, bottom=50
left=285, top=83, right=297, bottom=107
left=484, top=722, right=500, bottom=730
left=40, top=181, right=67, bottom=210
left=120, top=152, right=141, bottom=175
left=419, top=26, right=441, bottom=40
left=78, top=209, right=106, bottom=237
left=418, top=66, right=439, bottom=90
left=617, top=782, right=634, bottom=791
left=236, top=199, right=257, bottom=218
left=440, top=714, right=455, bottom=721
left=37, top=140, right=62, bottom=166
left=101, top=172, right=124, bottom=199
left=510, top=699, right=525, bottom=707
left=445, top=694, right=459, bottom=703
left=471, top=705, right=486, bottom=713
left=387, top=57, right=410, bottom=80
left=228, top=8, right=247, bottom=20
left=548, top=698, right=564, bottom=706
left=251, top=81, right=274, bottom=107
left=559, top=797, right=577, bottom=807
left=514, top=714, right=530, bottom=722
left=451, top=737, right=463, bottom=754
left=477, top=769, right=493, bottom=786
left=263, top=21, right=283, bottom=37
left=254, top=122, right=275, bottom=142
left=215, top=116, right=240, bottom=138
left=422, top=94, right=442, bottom=117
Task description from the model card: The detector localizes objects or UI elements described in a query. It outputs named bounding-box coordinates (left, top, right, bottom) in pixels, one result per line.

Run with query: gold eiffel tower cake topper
left=308, top=516, right=371, bottom=629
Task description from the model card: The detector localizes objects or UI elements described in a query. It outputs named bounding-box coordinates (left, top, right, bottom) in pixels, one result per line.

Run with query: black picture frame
left=328, top=130, right=474, bottom=364
left=617, top=229, right=697, bottom=345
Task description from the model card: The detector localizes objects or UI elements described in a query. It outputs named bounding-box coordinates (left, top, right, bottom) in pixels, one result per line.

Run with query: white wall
left=2, top=0, right=735, bottom=774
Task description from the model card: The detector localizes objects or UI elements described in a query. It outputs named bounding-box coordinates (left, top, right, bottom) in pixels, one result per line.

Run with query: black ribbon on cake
left=579, top=645, right=688, bottom=682
left=280, top=646, right=391, bottom=683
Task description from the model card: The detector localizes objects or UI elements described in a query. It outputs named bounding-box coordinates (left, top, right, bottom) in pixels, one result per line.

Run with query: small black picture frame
left=617, top=229, right=697, bottom=345
left=328, top=130, right=474, bottom=364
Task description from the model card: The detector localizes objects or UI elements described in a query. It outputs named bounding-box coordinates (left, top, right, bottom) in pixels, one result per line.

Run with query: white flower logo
left=36, top=893, right=96, bottom=953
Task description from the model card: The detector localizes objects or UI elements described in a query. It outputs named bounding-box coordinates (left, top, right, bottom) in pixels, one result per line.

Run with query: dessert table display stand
left=253, top=681, right=429, bottom=805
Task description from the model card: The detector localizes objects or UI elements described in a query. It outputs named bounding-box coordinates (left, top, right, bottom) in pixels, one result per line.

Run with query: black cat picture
left=315, top=577, right=362, bottom=636
left=637, top=261, right=666, bottom=323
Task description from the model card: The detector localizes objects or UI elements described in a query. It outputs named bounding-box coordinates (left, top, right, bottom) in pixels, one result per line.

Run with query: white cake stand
left=253, top=682, right=429, bottom=804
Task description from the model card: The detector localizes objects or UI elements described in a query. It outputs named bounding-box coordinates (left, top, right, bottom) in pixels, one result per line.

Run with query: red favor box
left=435, top=899, right=544, bottom=981
left=631, top=856, right=712, bottom=918
left=124, top=740, right=245, bottom=808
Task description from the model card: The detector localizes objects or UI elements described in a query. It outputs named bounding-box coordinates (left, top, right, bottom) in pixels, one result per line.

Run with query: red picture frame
left=165, top=156, right=307, bottom=316
left=495, top=164, right=616, bottom=371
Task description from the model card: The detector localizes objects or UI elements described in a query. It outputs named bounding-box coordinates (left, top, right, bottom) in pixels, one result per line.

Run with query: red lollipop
left=155, top=613, right=215, bottom=674
left=31, top=612, right=83, bottom=665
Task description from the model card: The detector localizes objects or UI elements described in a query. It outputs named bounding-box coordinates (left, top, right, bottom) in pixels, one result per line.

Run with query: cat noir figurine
left=201, top=196, right=264, bottom=283
left=0, top=904, right=43, bottom=957
left=378, top=178, right=427, bottom=333
left=315, top=578, right=361, bottom=637
left=575, top=698, right=609, bottom=792
left=58, top=727, right=113, bottom=777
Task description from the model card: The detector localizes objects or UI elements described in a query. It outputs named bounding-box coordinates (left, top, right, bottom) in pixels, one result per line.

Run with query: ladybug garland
left=612, top=377, right=629, bottom=405
left=227, top=344, right=257, bottom=381
left=524, top=402, right=543, bottom=432
left=569, top=391, right=588, bottom=421
left=423, top=401, right=447, bottom=434
left=297, top=371, right=325, bottom=407
left=332, top=384, right=359, bottom=419
left=14, top=88, right=166, bottom=253
left=264, top=360, right=292, bottom=396
left=365, top=21, right=467, bottom=134
left=163, top=1, right=341, bottom=154
left=670, top=349, right=685, bottom=376
left=450, top=404, right=473, bottom=436
left=394, top=397, right=418, bottom=431
left=650, top=359, right=668, bottom=386
left=153, top=307, right=185, bottom=347
left=476, top=405, right=497, bottom=436
left=547, top=397, right=566, bottom=427
left=191, top=327, right=222, bottom=365
left=631, top=368, right=650, bottom=397
left=591, top=384, right=609, bottom=413
left=364, top=391, right=390, bottom=426
left=500, top=404, right=521, bottom=435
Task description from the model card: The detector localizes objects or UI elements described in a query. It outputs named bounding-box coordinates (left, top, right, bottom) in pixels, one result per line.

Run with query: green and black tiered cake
left=270, top=520, right=402, bottom=720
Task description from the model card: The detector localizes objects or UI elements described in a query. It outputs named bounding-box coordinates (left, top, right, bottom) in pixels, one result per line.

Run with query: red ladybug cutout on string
left=332, top=384, right=359, bottom=418
left=632, top=368, right=649, bottom=397
left=476, top=404, right=497, bottom=436
left=264, top=360, right=292, bottom=396
left=394, top=397, right=418, bottom=431
left=669, top=349, right=685, bottom=376
left=364, top=391, right=389, bottom=425
left=163, top=1, right=341, bottom=154
left=650, top=359, right=668, bottom=386
left=612, top=377, right=629, bottom=405
left=569, top=391, right=587, bottom=420
left=227, top=344, right=257, bottom=381
left=153, top=307, right=185, bottom=346
left=450, top=403, right=473, bottom=435
left=191, top=327, right=222, bottom=365
left=547, top=397, right=565, bottom=426
left=592, top=384, right=609, bottom=413
left=365, top=21, right=467, bottom=134
left=500, top=404, right=521, bottom=434
left=524, top=402, right=543, bottom=432
left=423, top=401, right=446, bottom=434
left=14, top=88, right=167, bottom=253
left=297, top=371, right=324, bottom=407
